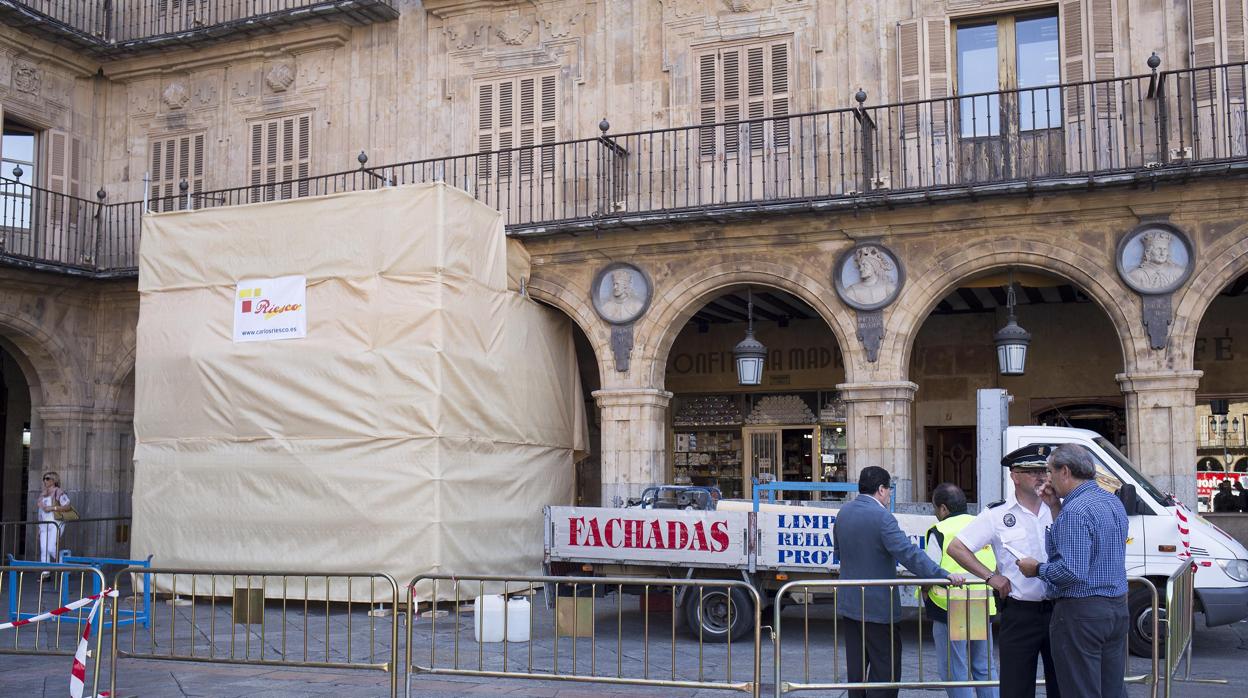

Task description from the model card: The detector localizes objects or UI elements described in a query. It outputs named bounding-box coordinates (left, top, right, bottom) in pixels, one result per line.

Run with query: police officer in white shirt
left=948, top=446, right=1062, bottom=698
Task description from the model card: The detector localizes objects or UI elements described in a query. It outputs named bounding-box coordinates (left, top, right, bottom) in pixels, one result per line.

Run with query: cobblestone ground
left=1, top=582, right=1245, bottom=697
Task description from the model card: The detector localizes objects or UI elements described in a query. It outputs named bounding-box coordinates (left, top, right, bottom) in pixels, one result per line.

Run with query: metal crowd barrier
left=0, top=517, right=132, bottom=562
left=772, top=577, right=1163, bottom=698
left=0, top=564, right=109, bottom=697
left=107, top=567, right=401, bottom=698
left=406, top=574, right=762, bottom=697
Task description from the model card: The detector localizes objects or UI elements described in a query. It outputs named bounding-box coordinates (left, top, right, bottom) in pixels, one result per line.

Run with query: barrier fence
left=0, top=564, right=109, bottom=696
left=405, top=574, right=762, bottom=697
left=0, top=517, right=133, bottom=563
left=1164, top=561, right=1199, bottom=695
left=771, top=576, right=1162, bottom=698
left=106, top=567, right=400, bottom=697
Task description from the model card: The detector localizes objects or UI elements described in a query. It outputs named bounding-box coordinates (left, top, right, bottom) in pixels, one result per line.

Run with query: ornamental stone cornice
left=835, top=381, right=919, bottom=402
left=425, top=0, right=532, bottom=19
left=0, top=27, right=99, bottom=78
left=1115, top=370, right=1204, bottom=393
left=591, top=388, right=674, bottom=409
left=101, top=25, right=350, bottom=81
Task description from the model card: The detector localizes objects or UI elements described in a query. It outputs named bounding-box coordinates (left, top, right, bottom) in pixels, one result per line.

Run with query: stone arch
left=0, top=308, right=84, bottom=408
left=1172, top=222, right=1248, bottom=359
left=881, top=241, right=1141, bottom=375
left=638, top=261, right=859, bottom=389
left=99, top=345, right=137, bottom=415
left=525, top=274, right=610, bottom=388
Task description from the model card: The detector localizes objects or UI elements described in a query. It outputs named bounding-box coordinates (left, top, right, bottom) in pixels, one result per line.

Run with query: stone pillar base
left=1117, top=370, right=1202, bottom=509
left=836, top=381, right=919, bottom=501
left=592, top=388, right=673, bottom=507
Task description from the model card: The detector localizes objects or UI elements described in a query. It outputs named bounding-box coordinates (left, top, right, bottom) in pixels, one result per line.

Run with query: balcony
left=0, top=0, right=399, bottom=57
left=4, top=60, right=1248, bottom=278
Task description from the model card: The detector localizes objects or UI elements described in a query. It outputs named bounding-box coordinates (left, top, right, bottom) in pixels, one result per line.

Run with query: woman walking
left=36, top=471, right=71, bottom=574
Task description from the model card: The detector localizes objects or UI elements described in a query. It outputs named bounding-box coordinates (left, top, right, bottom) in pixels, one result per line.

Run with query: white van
left=996, top=426, right=1248, bottom=656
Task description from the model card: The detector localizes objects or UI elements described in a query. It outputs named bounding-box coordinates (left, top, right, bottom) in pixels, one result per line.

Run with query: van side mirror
left=1116, top=483, right=1140, bottom=516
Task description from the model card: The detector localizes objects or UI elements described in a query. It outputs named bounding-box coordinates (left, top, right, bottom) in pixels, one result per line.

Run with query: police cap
left=1000, top=444, right=1052, bottom=471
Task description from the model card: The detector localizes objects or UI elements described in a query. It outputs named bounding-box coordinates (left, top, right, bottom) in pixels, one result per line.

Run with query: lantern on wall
left=733, top=288, right=767, bottom=386
left=994, top=271, right=1031, bottom=376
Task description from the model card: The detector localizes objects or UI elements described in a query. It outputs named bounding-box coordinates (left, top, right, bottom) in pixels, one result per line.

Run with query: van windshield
left=1094, top=437, right=1173, bottom=506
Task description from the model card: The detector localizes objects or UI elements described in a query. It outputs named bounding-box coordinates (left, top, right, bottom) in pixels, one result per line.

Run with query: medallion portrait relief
left=834, top=244, right=904, bottom=311
left=592, top=263, right=652, bottom=325
left=1115, top=224, right=1194, bottom=295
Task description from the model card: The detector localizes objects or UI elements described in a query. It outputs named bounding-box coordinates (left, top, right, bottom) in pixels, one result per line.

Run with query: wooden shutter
left=897, top=20, right=923, bottom=136
left=46, top=129, right=80, bottom=230
left=697, top=39, right=791, bottom=154
left=477, top=74, right=559, bottom=179
left=1191, top=0, right=1220, bottom=68
left=770, top=42, right=790, bottom=148
left=150, top=133, right=205, bottom=211
left=250, top=114, right=311, bottom=202
left=926, top=18, right=951, bottom=136
left=698, top=52, right=719, bottom=155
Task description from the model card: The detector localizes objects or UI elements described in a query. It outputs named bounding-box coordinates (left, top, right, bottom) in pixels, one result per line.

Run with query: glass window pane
left=957, top=24, right=1000, bottom=137
left=2, top=129, right=35, bottom=165
left=1016, top=15, right=1061, bottom=131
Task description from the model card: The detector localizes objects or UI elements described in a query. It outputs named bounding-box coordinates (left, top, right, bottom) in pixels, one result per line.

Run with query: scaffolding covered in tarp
left=133, top=183, right=586, bottom=598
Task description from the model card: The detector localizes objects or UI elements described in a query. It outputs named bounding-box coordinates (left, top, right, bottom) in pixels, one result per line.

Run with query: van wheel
left=1128, top=584, right=1167, bottom=659
left=682, top=586, right=753, bottom=643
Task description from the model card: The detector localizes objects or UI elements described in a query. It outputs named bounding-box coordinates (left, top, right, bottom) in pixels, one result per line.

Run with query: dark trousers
left=1050, top=595, right=1129, bottom=698
left=998, top=598, right=1061, bottom=698
left=842, top=616, right=902, bottom=698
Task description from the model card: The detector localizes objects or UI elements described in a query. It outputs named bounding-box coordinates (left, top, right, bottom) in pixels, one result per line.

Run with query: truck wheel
left=1128, top=584, right=1167, bottom=659
left=683, top=586, right=753, bottom=643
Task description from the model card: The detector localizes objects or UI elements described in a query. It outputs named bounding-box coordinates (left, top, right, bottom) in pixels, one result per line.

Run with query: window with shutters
left=248, top=113, right=312, bottom=203
left=953, top=12, right=1061, bottom=137
left=696, top=39, right=791, bottom=157
left=1190, top=1, right=1247, bottom=100
left=149, top=132, right=206, bottom=212
left=475, top=73, right=559, bottom=180
left=1, top=121, right=37, bottom=230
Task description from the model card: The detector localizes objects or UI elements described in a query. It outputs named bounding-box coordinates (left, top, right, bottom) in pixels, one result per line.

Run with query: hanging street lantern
left=734, top=288, right=767, bottom=386
left=994, top=272, right=1031, bottom=376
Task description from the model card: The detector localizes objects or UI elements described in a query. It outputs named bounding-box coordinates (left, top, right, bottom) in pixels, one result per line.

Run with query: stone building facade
left=3, top=0, right=1248, bottom=520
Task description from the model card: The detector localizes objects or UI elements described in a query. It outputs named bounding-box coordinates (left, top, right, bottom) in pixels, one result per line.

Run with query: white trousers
left=38, top=521, right=62, bottom=563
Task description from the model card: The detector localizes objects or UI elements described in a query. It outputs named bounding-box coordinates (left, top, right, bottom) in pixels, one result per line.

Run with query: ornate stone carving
left=265, top=63, right=296, bottom=92
left=495, top=11, right=534, bottom=45
left=724, top=0, right=752, bottom=11
left=592, top=263, right=652, bottom=326
left=129, top=84, right=156, bottom=115
left=856, top=310, right=885, bottom=363
left=1116, top=222, right=1194, bottom=351
left=193, top=79, right=218, bottom=108
left=445, top=20, right=486, bottom=50
left=162, top=82, right=190, bottom=110
left=665, top=0, right=705, bottom=18
left=833, top=243, right=904, bottom=311
left=231, top=73, right=257, bottom=101
left=12, top=62, right=40, bottom=95
left=542, top=8, right=586, bottom=39
left=610, top=324, right=635, bottom=372
left=298, top=54, right=330, bottom=88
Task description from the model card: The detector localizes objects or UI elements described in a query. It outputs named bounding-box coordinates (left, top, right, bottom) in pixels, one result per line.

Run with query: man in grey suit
left=834, top=466, right=966, bottom=698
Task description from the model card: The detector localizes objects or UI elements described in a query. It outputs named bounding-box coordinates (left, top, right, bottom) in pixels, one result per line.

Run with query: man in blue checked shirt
left=1017, top=443, right=1129, bottom=698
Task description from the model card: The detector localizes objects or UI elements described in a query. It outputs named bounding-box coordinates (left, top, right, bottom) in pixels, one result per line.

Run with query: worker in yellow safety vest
left=924, top=483, right=1000, bottom=698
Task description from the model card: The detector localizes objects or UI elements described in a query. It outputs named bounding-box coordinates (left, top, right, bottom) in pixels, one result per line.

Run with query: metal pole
left=142, top=172, right=151, bottom=213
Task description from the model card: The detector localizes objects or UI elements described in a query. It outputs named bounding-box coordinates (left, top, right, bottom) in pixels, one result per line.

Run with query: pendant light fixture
left=734, top=288, right=767, bottom=386
left=994, top=268, right=1031, bottom=376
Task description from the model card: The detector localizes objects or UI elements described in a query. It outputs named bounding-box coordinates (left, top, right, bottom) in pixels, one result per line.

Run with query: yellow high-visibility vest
left=926, top=513, right=997, bottom=614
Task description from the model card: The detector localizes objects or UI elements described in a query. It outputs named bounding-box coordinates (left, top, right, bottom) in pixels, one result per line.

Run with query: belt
left=1003, top=597, right=1053, bottom=612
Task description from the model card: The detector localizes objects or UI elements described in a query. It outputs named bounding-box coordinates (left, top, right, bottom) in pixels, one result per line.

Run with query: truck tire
left=682, top=586, right=753, bottom=643
left=1128, top=583, right=1166, bottom=659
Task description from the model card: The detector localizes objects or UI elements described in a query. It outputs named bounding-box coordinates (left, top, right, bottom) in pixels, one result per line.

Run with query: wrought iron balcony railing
left=4, top=60, right=1248, bottom=278
left=0, top=0, right=399, bottom=55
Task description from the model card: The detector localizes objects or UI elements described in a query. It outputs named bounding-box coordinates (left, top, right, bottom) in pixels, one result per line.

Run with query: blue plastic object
left=751, top=479, right=895, bottom=512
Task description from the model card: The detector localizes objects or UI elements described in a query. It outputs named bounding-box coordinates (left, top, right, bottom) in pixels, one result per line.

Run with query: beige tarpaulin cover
left=133, top=183, right=586, bottom=598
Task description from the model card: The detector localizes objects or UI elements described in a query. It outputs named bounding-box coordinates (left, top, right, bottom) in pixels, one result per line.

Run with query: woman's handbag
left=54, top=504, right=81, bottom=522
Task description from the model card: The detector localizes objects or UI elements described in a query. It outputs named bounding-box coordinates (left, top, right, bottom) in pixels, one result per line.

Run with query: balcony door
left=954, top=12, right=1064, bottom=181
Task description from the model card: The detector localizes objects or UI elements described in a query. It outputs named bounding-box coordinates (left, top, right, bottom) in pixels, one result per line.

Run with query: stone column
left=1117, top=370, right=1202, bottom=508
left=592, top=387, right=672, bottom=507
left=36, top=406, right=133, bottom=522
left=837, top=381, right=919, bottom=503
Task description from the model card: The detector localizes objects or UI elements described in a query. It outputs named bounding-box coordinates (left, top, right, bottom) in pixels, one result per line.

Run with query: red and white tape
left=0, top=587, right=117, bottom=698
left=1175, top=501, right=1192, bottom=560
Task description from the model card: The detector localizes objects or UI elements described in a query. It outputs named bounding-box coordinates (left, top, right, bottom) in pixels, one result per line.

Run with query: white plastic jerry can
left=473, top=594, right=506, bottom=643
left=506, top=597, right=531, bottom=642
